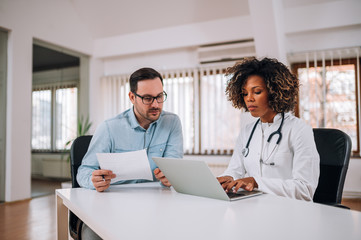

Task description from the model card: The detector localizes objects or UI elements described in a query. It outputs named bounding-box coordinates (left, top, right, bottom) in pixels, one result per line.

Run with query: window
left=199, top=68, right=241, bottom=154
left=32, top=86, right=78, bottom=151
left=291, top=49, right=360, bottom=155
left=163, top=70, right=195, bottom=153
left=32, top=42, right=81, bottom=152
left=32, top=89, right=51, bottom=150
left=101, top=66, right=242, bottom=155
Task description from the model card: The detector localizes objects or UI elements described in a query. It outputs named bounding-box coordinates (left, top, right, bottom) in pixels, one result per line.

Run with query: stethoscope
left=241, top=112, right=285, bottom=160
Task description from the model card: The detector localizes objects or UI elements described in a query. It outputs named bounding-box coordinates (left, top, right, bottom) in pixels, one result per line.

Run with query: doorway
left=31, top=40, right=89, bottom=197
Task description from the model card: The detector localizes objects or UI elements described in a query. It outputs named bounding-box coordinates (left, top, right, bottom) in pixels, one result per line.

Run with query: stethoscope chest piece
left=242, top=147, right=249, bottom=157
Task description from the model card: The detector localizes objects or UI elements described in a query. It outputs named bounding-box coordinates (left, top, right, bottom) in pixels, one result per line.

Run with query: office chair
left=312, top=128, right=351, bottom=209
left=69, top=135, right=93, bottom=240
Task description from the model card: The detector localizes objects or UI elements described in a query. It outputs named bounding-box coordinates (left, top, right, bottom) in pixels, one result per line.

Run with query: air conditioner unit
left=197, top=40, right=256, bottom=65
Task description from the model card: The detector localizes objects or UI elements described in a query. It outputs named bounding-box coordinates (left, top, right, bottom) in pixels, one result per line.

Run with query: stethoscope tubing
left=242, top=112, right=284, bottom=157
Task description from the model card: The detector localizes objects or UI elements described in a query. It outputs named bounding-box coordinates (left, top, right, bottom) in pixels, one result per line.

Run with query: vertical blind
left=199, top=67, right=241, bottom=155
left=32, top=84, right=77, bottom=151
left=289, top=47, right=361, bottom=153
left=101, top=66, right=242, bottom=155
left=32, top=88, right=52, bottom=150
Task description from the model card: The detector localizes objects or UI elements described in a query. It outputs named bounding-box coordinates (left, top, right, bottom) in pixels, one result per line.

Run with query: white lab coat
left=222, top=112, right=320, bottom=201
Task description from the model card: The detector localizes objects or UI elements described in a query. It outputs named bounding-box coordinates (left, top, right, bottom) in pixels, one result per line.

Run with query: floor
left=0, top=178, right=66, bottom=240
left=0, top=195, right=56, bottom=240
left=31, top=178, right=64, bottom=198
left=0, top=179, right=360, bottom=240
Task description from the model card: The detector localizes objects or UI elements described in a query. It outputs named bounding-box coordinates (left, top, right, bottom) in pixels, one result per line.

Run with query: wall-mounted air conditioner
left=197, top=39, right=256, bottom=64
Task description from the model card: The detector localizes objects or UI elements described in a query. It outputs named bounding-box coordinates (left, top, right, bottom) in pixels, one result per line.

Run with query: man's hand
left=217, top=176, right=234, bottom=190
left=154, top=168, right=171, bottom=187
left=225, top=177, right=258, bottom=193
left=91, top=169, right=116, bottom=192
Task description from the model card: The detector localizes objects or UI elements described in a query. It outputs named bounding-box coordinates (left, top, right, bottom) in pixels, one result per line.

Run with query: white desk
left=56, top=182, right=361, bottom=240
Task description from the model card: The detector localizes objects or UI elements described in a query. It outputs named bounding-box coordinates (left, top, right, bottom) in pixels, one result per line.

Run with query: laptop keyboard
left=227, top=191, right=246, bottom=198
left=227, top=190, right=262, bottom=199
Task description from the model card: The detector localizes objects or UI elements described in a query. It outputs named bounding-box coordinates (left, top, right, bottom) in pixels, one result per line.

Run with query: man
left=77, top=68, right=183, bottom=239
left=77, top=67, right=183, bottom=191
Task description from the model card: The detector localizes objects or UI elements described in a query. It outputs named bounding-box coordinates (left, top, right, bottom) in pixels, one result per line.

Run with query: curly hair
left=225, top=57, right=299, bottom=113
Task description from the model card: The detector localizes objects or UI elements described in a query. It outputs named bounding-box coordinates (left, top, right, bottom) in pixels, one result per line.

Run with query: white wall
left=344, top=159, right=361, bottom=195
left=94, top=0, right=361, bottom=122
left=96, top=0, right=361, bottom=73
left=92, top=0, right=361, bottom=195
left=93, top=16, right=253, bottom=59
left=104, top=48, right=198, bottom=76
left=0, top=0, right=92, bottom=201
left=1, top=0, right=361, bottom=201
left=284, top=0, right=361, bottom=53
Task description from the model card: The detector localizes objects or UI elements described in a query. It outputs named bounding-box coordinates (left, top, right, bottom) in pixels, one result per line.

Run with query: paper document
left=97, top=149, right=153, bottom=183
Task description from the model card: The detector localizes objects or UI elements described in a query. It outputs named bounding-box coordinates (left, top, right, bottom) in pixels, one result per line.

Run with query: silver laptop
left=153, top=157, right=263, bottom=201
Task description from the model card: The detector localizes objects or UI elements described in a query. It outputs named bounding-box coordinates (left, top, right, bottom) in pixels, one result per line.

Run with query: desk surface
left=56, top=182, right=361, bottom=240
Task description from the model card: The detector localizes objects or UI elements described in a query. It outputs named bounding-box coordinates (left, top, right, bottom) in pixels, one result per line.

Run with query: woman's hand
left=154, top=168, right=171, bottom=187
left=225, top=177, right=258, bottom=192
left=217, top=176, right=234, bottom=190
left=91, top=169, right=116, bottom=192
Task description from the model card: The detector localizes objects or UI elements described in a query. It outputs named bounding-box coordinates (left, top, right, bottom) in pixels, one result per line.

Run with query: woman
left=218, top=57, right=320, bottom=201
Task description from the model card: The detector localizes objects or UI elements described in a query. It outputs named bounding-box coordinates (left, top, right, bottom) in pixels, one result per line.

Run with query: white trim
left=342, top=191, right=361, bottom=198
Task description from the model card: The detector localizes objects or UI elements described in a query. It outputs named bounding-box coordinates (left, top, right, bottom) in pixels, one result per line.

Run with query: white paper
left=96, top=149, right=153, bottom=183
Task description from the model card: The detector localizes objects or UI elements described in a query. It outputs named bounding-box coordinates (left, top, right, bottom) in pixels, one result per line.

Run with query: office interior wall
left=284, top=0, right=361, bottom=53
left=103, top=48, right=198, bottom=76
left=94, top=0, right=361, bottom=195
left=98, top=0, right=361, bottom=74
left=88, top=58, right=104, bottom=131
left=0, top=0, right=92, bottom=202
left=5, top=29, right=32, bottom=202
left=344, top=159, right=361, bottom=195
left=248, top=0, right=287, bottom=63
left=97, top=0, right=361, bottom=121
left=0, top=30, right=7, bottom=202
left=93, top=15, right=252, bottom=59
left=0, top=0, right=360, bottom=201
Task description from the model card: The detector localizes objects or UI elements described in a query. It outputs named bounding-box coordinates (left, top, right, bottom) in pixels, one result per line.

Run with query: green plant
left=65, top=115, right=92, bottom=147
left=64, top=115, right=92, bottom=161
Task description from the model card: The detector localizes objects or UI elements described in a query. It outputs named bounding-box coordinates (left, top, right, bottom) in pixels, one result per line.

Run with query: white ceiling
left=70, top=0, right=250, bottom=39
left=69, top=0, right=340, bottom=40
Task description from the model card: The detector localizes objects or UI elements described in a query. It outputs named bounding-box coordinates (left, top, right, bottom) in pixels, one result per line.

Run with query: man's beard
left=146, top=108, right=161, bottom=120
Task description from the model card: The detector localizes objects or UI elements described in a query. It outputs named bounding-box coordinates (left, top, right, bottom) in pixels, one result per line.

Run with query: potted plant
left=61, top=115, right=92, bottom=188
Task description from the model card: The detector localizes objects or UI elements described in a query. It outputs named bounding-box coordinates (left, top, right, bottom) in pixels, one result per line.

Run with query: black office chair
left=69, top=135, right=93, bottom=240
left=312, top=128, right=351, bottom=209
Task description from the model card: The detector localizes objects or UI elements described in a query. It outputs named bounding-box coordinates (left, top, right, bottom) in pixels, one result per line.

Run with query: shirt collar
left=128, top=107, right=140, bottom=129
left=257, top=112, right=290, bottom=126
left=128, top=106, right=162, bottom=130
left=273, top=112, right=291, bottom=124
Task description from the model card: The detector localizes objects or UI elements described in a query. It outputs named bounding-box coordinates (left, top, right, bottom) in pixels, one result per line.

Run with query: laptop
left=152, top=157, right=263, bottom=201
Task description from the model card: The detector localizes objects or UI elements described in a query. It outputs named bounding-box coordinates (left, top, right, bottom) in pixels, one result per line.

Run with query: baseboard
left=343, top=191, right=361, bottom=198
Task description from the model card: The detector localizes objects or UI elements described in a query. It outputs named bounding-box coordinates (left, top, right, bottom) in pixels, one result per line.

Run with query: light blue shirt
left=77, top=108, right=183, bottom=189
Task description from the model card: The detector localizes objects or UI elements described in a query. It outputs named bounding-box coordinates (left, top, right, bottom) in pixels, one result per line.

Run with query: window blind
left=101, top=66, right=242, bottom=155
left=289, top=47, right=361, bottom=153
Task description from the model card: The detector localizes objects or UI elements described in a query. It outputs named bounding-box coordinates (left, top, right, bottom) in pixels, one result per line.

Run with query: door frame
left=0, top=29, right=8, bottom=202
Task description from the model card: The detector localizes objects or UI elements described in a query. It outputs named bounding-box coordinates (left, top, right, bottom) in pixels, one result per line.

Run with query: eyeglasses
left=132, top=91, right=167, bottom=105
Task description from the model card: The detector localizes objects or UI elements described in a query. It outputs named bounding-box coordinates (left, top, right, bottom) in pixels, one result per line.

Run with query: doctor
left=217, top=57, right=320, bottom=201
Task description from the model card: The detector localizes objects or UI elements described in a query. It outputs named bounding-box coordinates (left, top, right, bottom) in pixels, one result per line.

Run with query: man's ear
left=129, top=91, right=135, bottom=104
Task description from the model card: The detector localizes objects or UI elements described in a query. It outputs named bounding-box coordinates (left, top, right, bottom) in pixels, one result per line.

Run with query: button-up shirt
left=77, top=108, right=183, bottom=189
